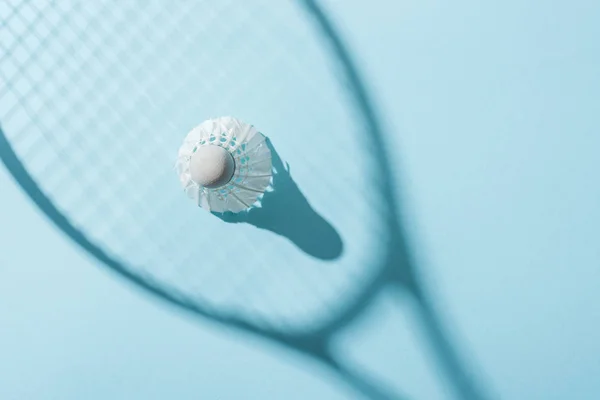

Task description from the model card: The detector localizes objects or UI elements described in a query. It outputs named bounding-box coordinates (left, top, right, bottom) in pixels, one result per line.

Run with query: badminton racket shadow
left=0, top=1, right=493, bottom=399
left=213, top=138, right=344, bottom=261
left=297, top=0, right=494, bottom=399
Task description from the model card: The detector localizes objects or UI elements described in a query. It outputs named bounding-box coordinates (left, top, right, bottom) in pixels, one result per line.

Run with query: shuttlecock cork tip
left=189, top=144, right=235, bottom=189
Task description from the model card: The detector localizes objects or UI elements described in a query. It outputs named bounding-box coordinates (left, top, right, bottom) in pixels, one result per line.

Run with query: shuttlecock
left=176, top=117, right=272, bottom=213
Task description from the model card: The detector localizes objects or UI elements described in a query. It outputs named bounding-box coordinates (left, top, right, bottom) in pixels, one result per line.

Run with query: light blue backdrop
left=1, top=0, right=599, bottom=399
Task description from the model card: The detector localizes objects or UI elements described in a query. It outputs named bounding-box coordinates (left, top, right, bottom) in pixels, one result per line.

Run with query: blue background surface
left=1, top=0, right=599, bottom=399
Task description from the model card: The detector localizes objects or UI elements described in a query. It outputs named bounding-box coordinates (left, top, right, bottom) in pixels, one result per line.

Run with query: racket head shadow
left=0, top=0, right=396, bottom=338
left=1, top=2, right=493, bottom=400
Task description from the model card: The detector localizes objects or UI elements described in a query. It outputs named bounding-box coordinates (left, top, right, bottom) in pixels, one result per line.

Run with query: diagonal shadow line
left=298, top=1, right=494, bottom=399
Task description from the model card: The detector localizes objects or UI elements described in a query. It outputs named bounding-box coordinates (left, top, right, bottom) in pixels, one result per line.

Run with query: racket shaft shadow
left=331, top=360, right=408, bottom=400
left=411, top=288, right=493, bottom=400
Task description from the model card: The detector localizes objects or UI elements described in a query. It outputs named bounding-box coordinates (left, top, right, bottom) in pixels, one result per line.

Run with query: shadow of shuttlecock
left=213, top=138, right=343, bottom=261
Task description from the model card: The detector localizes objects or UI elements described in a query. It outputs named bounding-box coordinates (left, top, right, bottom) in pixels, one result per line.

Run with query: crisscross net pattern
left=0, top=0, right=388, bottom=333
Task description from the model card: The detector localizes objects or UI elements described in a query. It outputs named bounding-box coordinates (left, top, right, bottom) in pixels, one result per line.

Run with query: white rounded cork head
left=189, top=144, right=235, bottom=189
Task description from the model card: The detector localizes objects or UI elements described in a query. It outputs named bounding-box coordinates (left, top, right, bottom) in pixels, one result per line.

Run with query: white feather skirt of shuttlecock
left=176, top=117, right=272, bottom=213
